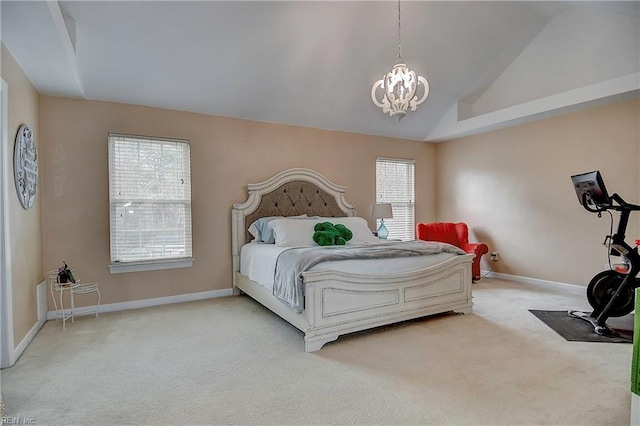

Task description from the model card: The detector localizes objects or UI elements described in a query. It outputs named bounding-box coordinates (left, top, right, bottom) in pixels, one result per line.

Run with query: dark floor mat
left=529, top=310, right=633, bottom=343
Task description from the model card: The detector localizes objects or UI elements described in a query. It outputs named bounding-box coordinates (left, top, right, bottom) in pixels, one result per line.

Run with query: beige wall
left=39, top=96, right=437, bottom=306
left=10, top=38, right=637, bottom=324
left=436, top=98, right=640, bottom=286
left=1, top=44, right=43, bottom=346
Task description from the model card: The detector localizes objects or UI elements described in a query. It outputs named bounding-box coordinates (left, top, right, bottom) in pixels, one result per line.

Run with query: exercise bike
left=569, top=170, right=640, bottom=338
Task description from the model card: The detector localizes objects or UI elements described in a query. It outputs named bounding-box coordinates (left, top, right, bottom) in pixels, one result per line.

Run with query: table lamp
left=372, top=203, right=393, bottom=239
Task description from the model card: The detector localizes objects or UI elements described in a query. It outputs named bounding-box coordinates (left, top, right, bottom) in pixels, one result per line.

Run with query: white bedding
left=240, top=241, right=457, bottom=291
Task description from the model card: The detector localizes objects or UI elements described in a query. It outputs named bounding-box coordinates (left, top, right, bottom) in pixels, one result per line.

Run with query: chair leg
left=51, top=283, right=59, bottom=322
left=70, top=290, right=75, bottom=323
left=60, top=288, right=66, bottom=330
left=95, top=288, right=101, bottom=318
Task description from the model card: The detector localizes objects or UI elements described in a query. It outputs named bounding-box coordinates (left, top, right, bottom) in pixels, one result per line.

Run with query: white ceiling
left=1, top=1, right=638, bottom=142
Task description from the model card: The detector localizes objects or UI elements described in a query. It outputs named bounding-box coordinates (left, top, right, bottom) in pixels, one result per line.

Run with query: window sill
left=108, top=258, right=194, bottom=274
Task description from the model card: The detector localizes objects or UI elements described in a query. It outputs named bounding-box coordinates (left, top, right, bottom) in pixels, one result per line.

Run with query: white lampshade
left=372, top=203, right=393, bottom=220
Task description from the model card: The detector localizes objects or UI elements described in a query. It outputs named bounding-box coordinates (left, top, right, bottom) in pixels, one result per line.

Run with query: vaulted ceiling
left=1, top=1, right=638, bottom=141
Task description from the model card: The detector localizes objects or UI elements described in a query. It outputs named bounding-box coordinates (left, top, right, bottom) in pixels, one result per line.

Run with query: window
left=108, top=134, right=192, bottom=273
left=376, top=158, right=415, bottom=241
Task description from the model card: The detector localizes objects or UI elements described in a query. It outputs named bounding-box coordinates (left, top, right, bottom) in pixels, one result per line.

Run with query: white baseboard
left=13, top=316, right=46, bottom=366
left=10, top=281, right=48, bottom=367
left=46, top=287, right=234, bottom=320
left=481, top=270, right=584, bottom=295
left=37, top=280, right=48, bottom=321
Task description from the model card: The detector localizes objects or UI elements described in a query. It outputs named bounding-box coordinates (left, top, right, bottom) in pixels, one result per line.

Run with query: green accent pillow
left=313, top=222, right=353, bottom=246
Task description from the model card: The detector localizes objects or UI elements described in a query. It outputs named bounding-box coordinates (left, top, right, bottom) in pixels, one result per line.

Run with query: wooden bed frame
left=232, top=168, right=474, bottom=352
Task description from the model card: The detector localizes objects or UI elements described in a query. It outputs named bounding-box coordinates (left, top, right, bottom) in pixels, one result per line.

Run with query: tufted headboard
left=231, top=169, right=356, bottom=272
left=243, top=180, right=347, bottom=244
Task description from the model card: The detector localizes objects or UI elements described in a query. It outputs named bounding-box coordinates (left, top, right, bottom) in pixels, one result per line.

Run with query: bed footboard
left=302, top=254, right=474, bottom=351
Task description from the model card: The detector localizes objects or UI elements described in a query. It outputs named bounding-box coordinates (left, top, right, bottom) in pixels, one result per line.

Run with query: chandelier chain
left=397, top=0, right=402, bottom=61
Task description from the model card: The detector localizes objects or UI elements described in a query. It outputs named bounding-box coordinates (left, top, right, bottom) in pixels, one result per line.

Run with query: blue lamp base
left=377, top=219, right=389, bottom=239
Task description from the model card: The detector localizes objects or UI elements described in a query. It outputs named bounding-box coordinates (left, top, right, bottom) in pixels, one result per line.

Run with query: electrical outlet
left=490, top=252, right=499, bottom=261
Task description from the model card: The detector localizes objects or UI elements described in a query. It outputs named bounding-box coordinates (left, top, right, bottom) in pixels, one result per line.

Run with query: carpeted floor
left=2, top=278, right=633, bottom=425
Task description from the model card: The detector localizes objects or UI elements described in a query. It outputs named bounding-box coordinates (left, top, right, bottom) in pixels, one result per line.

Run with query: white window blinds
left=108, top=134, right=192, bottom=264
left=376, top=158, right=415, bottom=241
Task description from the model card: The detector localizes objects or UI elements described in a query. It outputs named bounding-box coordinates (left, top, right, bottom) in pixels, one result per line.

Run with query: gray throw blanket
left=273, top=241, right=466, bottom=313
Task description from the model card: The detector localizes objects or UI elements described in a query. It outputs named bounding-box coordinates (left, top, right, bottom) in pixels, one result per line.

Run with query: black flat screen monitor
left=571, top=170, right=611, bottom=208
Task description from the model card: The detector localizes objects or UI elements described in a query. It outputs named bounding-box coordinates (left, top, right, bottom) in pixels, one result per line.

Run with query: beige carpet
left=2, top=278, right=633, bottom=425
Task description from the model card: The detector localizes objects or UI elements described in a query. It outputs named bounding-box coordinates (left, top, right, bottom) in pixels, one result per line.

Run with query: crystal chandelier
left=371, top=0, right=429, bottom=120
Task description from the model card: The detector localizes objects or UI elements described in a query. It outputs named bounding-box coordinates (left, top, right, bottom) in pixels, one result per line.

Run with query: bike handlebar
left=581, top=192, right=640, bottom=247
left=581, top=192, right=640, bottom=213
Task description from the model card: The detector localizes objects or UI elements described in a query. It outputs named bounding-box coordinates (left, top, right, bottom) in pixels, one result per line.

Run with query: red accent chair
left=416, top=222, right=489, bottom=281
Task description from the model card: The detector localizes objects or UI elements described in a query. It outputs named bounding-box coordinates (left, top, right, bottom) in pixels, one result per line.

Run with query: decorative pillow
left=248, top=216, right=280, bottom=242
left=313, top=222, right=353, bottom=246
left=268, top=218, right=321, bottom=247
left=248, top=214, right=307, bottom=243
left=316, top=216, right=379, bottom=244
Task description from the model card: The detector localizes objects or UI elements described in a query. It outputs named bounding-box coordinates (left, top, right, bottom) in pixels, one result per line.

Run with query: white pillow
left=269, top=216, right=380, bottom=247
left=268, top=218, right=320, bottom=247
left=315, top=216, right=380, bottom=244
left=248, top=214, right=307, bottom=243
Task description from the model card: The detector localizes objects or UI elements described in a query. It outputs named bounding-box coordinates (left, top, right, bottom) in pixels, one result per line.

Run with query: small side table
left=48, top=271, right=101, bottom=329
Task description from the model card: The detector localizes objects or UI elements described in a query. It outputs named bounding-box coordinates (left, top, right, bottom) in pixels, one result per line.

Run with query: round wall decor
left=14, top=124, right=38, bottom=209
